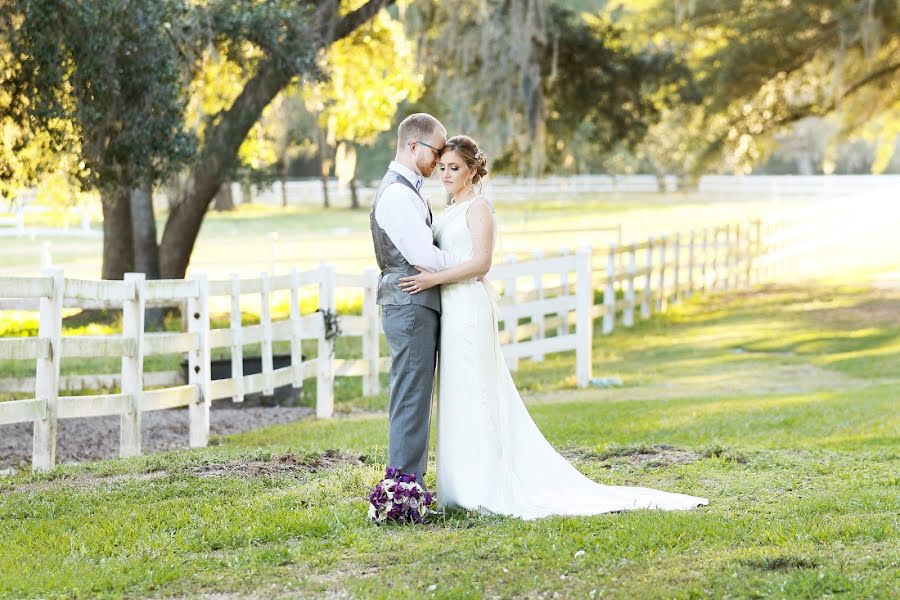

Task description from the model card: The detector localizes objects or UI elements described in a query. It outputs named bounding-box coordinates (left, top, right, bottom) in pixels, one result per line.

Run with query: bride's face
left=438, top=150, right=473, bottom=197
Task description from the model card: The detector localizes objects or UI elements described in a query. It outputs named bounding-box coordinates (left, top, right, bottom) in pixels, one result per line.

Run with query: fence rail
left=1, top=218, right=769, bottom=471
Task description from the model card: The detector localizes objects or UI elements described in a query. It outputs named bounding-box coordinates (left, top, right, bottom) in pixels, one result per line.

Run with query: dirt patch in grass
left=563, top=444, right=700, bottom=469
left=700, top=444, right=749, bottom=463
left=793, top=293, right=900, bottom=328
left=12, top=470, right=169, bottom=494
left=186, top=450, right=366, bottom=479
left=8, top=450, right=365, bottom=493
left=741, top=556, right=818, bottom=571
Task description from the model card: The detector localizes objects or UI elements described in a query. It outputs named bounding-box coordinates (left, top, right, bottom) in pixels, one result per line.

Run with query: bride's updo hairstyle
left=442, top=135, right=488, bottom=185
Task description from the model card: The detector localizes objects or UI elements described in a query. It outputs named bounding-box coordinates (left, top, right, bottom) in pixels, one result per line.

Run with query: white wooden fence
left=0, top=201, right=99, bottom=238
left=229, top=174, right=679, bottom=207
left=1, top=218, right=767, bottom=471
left=698, top=174, right=900, bottom=200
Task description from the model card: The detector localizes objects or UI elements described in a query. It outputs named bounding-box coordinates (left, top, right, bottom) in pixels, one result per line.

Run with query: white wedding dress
left=434, top=198, right=708, bottom=520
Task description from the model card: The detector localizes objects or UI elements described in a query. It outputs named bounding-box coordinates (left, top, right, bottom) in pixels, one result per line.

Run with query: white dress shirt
left=374, top=161, right=461, bottom=272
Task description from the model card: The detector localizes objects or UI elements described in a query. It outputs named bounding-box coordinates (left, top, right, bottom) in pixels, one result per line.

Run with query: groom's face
left=415, top=131, right=447, bottom=178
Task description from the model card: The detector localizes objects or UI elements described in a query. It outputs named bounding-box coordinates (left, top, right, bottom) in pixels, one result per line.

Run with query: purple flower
left=369, top=469, right=436, bottom=524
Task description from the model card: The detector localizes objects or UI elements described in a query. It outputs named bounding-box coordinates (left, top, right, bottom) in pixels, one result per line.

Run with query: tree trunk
left=280, top=150, right=290, bottom=208
left=101, top=186, right=135, bottom=280
left=213, top=183, right=235, bottom=211
left=316, top=126, right=332, bottom=209
left=158, top=60, right=292, bottom=279
left=156, top=0, right=395, bottom=279
left=320, top=172, right=330, bottom=208
left=130, top=184, right=161, bottom=279
left=335, top=141, right=359, bottom=209
left=350, top=177, right=359, bottom=209
left=129, top=184, right=164, bottom=327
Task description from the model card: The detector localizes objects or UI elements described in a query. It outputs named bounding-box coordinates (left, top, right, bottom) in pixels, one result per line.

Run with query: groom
left=370, top=113, right=460, bottom=483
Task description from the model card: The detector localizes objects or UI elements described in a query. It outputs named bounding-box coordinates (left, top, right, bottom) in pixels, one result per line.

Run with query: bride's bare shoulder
left=469, top=195, right=495, bottom=214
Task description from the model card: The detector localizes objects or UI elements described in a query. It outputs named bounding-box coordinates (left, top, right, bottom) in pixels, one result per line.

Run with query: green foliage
left=537, top=6, right=694, bottom=174
left=0, top=0, right=322, bottom=196
left=623, top=0, right=900, bottom=174
left=304, top=1, right=423, bottom=146
left=410, top=1, right=689, bottom=176
left=1, top=0, right=197, bottom=192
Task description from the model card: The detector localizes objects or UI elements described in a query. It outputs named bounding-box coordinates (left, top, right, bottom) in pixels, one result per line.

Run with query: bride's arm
left=399, top=199, right=494, bottom=294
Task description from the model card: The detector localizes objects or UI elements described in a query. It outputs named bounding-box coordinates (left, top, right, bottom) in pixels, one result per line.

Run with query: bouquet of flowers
left=368, top=467, right=435, bottom=524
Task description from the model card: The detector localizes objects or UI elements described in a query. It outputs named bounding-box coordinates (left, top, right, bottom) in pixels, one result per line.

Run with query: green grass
left=1, top=283, right=898, bottom=598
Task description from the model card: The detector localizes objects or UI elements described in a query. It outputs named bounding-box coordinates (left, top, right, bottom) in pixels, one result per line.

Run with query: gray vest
left=370, top=169, right=442, bottom=313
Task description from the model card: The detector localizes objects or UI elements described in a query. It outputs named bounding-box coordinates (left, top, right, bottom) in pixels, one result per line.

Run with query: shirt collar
left=389, top=161, right=424, bottom=191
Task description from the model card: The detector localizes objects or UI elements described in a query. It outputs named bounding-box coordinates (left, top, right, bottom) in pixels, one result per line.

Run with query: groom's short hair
left=397, top=113, right=446, bottom=151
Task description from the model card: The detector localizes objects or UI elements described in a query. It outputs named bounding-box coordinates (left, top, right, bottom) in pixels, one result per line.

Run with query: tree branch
left=158, top=0, right=396, bottom=278
left=332, top=0, right=394, bottom=41
left=840, top=61, right=900, bottom=100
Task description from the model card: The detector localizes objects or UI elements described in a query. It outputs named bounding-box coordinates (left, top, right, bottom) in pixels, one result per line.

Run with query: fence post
left=576, top=246, right=593, bottom=387
left=317, top=262, right=335, bottom=418
left=230, top=274, right=245, bottom=402
left=740, top=223, right=750, bottom=288
left=624, top=243, right=637, bottom=327
left=657, top=235, right=667, bottom=312
left=289, top=268, right=304, bottom=391
left=503, top=254, right=518, bottom=371
left=687, top=230, right=696, bottom=298
left=700, top=228, right=709, bottom=293
left=32, top=267, right=63, bottom=471
left=559, top=247, right=571, bottom=335
left=615, top=224, right=625, bottom=289
left=642, top=237, right=653, bottom=319
left=188, top=273, right=211, bottom=448
left=711, top=227, right=720, bottom=290
left=672, top=232, right=682, bottom=304
left=362, top=267, right=380, bottom=396
left=722, top=223, right=734, bottom=291
left=732, top=224, right=742, bottom=289
left=602, top=244, right=616, bottom=335
left=120, top=273, right=145, bottom=458
left=532, top=250, right=545, bottom=362
left=260, top=272, right=274, bottom=396
left=751, top=219, right=762, bottom=285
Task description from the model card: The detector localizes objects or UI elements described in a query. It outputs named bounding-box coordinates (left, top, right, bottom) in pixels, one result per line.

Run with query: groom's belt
left=381, top=266, right=415, bottom=275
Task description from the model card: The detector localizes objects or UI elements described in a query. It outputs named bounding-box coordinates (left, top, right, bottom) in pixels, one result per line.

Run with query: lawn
left=2, top=192, right=818, bottom=280
left=1, top=283, right=897, bottom=599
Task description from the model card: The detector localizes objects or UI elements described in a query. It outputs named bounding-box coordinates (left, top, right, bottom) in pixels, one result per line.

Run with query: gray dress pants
left=381, top=303, right=439, bottom=482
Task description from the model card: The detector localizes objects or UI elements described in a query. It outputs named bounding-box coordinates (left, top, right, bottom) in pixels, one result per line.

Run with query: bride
left=398, top=135, right=707, bottom=520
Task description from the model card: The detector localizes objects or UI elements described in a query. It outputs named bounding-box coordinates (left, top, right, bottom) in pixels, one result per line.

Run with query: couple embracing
left=370, top=113, right=707, bottom=520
